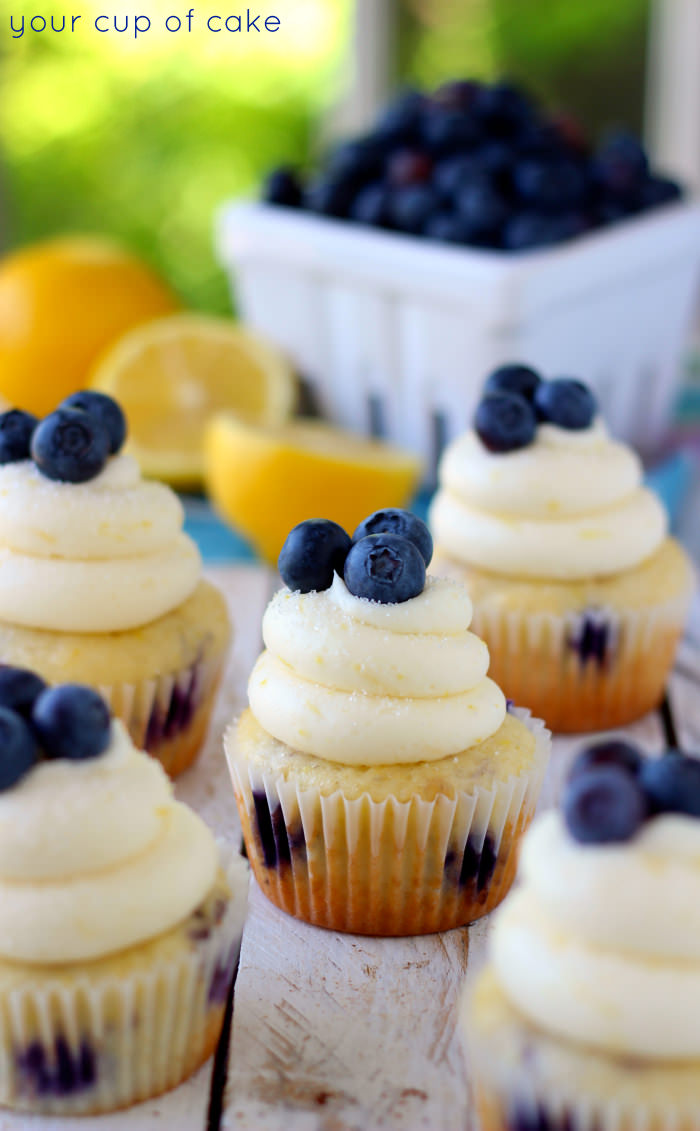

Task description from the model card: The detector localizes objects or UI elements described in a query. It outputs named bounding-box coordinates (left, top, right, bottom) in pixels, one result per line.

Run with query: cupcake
left=429, top=364, right=694, bottom=731
left=225, top=509, right=550, bottom=935
left=463, top=739, right=700, bottom=1131
left=0, top=393, right=231, bottom=775
left=0, top=671, right=248, bottom=1115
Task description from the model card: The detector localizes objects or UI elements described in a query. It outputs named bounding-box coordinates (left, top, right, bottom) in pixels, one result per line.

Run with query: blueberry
left=563, top=765, right=649, bottom=844
left=262, top=166, right=304, bottom=208
left=473, top=81, right=535, bottom=138
left=344, top=533, right=426, bottom=604
left=501, top=211, right=566, bottom=251
left=278, top=519, right=351, bottom=593
left=31, top=409, right=110, bottom=483
left=592, top=131, right=649, bottom=199
left=432, top=79, right=482, bottom=113
left=534, top=378, right=597, bottom=430
left=456, top=177, right=509, bottom=237
left=638, top=175, right=683, bottom=210
left=423, top=210, right=474, bottom=244
left=352, top=509, right=433, bottom=566
left=0, top=410, right=38, bottom=464
left=484, top=364, right=542, bottom=402
left=512, top=156, right=588, bottom=211
left=0, top=667, right=47, bottom=717
left=639, top=752, right=700, bottom=817
left=386, top=149, right=432, bottom=187
left=349, top=183, right=392, bottom=227
left=421, top=109, right=480, bottom=157
left=305, top=178, right=355, bottom=218
left=32, top=684, right=111, bottom=761
left=325, top=139, right=383, bottom=188
left=569, top=740, right=643, bottom=783
left=389, top=184, right=441, bottom=234
left=373, top=89, right=426, bottom=146
left=0, top=708, right=40, bottom=790
left=474, top=393, right=537, bottom=453
left=60, top=391, right=127, bottom=455
left=433, top=155, right=483, bottom=200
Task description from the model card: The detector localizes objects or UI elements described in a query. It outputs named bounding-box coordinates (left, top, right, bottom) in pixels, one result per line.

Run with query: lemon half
left=204, top=415, right=424, bottom=564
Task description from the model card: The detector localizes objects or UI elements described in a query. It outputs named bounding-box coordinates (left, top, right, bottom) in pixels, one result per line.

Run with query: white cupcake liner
left=0, top=846, right=249, bottom=1115
left=228, top=708, right=550, bottom=935
left=464, top=969, right=700, bottom=1131
left=98, top=648, right=226, bottom=776
left=469, top=591, right=691, bottom=732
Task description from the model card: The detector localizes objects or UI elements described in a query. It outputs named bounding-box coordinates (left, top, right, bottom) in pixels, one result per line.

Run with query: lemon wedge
left=204, top=415, right=424, bottom=564
left=91, top=313, right=296, bottom=487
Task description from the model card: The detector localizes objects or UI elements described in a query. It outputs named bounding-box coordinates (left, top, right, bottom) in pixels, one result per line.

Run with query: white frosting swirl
left=247, top=575, right=505, bottom=765
left=491, top=810, right=700, bottom=1059
left=0, top=721, right=218, bottom=964
left=0, top=456, right=200, bottom=631
left=429, top=421, right=668, bottom=580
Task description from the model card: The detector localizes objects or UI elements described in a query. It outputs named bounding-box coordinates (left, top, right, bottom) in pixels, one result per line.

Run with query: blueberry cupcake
left=0, top=671, right=248, bottom=1114
left=225, top=510, right=550, bottom=935
left=463, top=740, right=700, bottom=1131
left=0, top=394, right=231, bottom=775
left=429, top=365, right=694, bottom=731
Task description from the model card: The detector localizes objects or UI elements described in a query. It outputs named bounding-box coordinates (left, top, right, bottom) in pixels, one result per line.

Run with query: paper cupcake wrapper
left=98, top=647, right=227, bottom=777
left=0, top=846, right=249, bottom=1116
left=465, top=970, right=700, bottom=1131
left=469, top=591, right=691, bottom=733
left=228, top=708, right=550, bottom=935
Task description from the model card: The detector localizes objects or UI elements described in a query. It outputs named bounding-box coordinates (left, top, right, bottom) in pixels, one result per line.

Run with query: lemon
left=204, top=415, right=424, bottom=564
left=0, top=237, right=180, bottom=416
left=91, top=313, right=296, bottom=487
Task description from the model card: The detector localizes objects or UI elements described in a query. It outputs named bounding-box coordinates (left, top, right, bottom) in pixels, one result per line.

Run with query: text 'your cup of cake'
left=0, top=393, right=232, bottom=776
left=429, top=365, right=695, bottom=731
left=225, top=509, right=551, bottom=936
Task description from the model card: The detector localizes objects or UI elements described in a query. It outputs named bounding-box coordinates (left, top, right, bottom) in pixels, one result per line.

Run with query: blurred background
left=4, top=0, right=698, bottom=313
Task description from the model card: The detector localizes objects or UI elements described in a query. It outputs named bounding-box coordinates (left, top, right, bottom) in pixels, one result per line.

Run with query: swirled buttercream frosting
left=247, top=574, right=506, bottom=765
left=0, top=720, right=218, bottom=964
left=0, top=455, right=201, bottom=631
left=429, top=420, right=667, bottom=580
left=491, top=809, right=700, bottom=1059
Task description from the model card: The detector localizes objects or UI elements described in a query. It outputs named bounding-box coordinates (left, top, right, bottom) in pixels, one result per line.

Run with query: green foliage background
left=1, top=0, right=649, bottom=313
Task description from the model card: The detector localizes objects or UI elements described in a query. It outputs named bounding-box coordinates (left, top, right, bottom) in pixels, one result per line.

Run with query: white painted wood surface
left=2, top=564, right=697, bottom=1131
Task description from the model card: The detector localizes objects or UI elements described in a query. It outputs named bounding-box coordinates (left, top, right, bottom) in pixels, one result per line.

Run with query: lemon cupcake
left=463, top=739, right=700, bottom=1131
left=0, top=392, right=231, bottom=776
left=0, top=673, right=248, bottom=1115
left=429, top=365, right=694, bottom=731
left=225, top=510, right=550, bottom=935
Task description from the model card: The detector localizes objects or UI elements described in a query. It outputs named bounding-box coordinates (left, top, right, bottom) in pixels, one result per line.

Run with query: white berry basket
left=216, top=199, right=700, bottom=478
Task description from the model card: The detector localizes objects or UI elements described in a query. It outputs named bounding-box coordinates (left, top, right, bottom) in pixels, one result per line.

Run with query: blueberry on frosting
left=32, top=684, right=111, bottom=762
left=483, top=363, right=541, bottom=403
left=31, top=408, right=110, bottom=484
left=0, top=410, right=38, bottom=465
left=640, top=751, right=700, bottom=818
left=61, top=391, right=127, bottom=455
left=352, top=508, right=433, bottom=566
left=278, top=519, right=351, bottom=593
left=474, top=391, right=537, bottom=453
left=564, top=740, right=700, bottom=843
left=533, top=377, right=597, bottom=430
left=343, top=532, right=426, bottom=604
left=0, top=707, right=40, bottom=790
left=0, top=667, right=47, bottom=717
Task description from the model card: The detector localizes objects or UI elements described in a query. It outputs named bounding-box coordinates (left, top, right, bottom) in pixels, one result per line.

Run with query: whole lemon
left=0, top=237, right=180, bottom=415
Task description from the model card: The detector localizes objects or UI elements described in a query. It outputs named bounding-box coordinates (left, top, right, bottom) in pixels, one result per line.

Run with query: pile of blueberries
left=473, top=362, right=598, bottom=452
left=263, top=78, right=683, bottom=252
left=0, top=669, right=112, bottom=791
left=0, top=391, right=127, bottom=483
left=564, top=740, right=700, bottom=844
left=278, top=508, right=433, bottom=605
